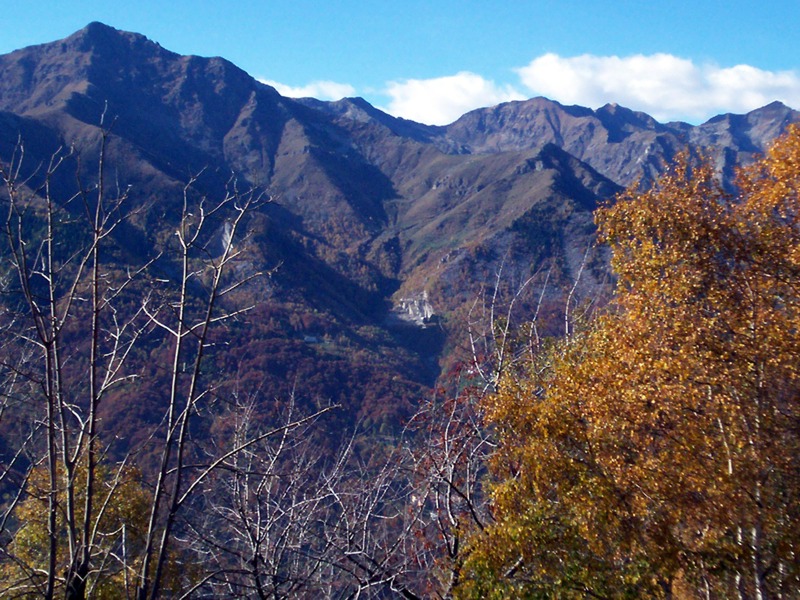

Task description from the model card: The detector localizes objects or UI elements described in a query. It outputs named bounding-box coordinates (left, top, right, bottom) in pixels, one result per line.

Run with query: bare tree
left=0, top=121, right=152, bottom=599
left=465, top=259, right=551, bottom=393
left=182, top=388, right=342, bottom=599
left=186, top=397, right=448, bottom=599
left=133, top=166, right=269, bottom=600
left=0, top=118, right=279, bottom=599
left=402, top=383, right=494, bottom=599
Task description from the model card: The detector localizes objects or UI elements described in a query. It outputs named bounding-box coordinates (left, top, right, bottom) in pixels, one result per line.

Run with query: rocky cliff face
left=1, top=22, right=797, bottom=427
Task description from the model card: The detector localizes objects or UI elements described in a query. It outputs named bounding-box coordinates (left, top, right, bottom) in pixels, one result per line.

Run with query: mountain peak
left=65, top=21, right=177, bottom=61
left=747, top=100, right=795, bottom=119
left=82, top=21, right=119, bottom=37
left=763, top=100, right=788, bottom=110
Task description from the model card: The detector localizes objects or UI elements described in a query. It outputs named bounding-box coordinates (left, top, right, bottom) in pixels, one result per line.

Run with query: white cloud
left=515, top=53, right=800, bottom=122
left=258, top=78, right=356, bottom=101
left=381, top=72, right=526, bottom=125
left=257, top=55, right=800, bottom=125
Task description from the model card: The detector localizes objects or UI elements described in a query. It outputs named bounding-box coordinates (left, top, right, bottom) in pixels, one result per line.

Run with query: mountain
left=1, top=22, right=797, bottom=431
left=437, top=96, right=800, bottom=189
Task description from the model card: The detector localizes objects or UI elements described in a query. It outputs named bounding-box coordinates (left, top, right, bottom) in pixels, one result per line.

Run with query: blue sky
left=2, top=1, right=799, bottom=125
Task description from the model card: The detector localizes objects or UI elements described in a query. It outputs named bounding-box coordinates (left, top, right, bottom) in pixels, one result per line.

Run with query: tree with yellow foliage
left=0, top=461, right=150, bottom=599
left=461, top=126, right=800, bottom=599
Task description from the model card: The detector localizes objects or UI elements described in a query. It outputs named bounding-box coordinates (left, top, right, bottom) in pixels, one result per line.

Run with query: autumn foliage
left=462, top=126, right=800, bottom=598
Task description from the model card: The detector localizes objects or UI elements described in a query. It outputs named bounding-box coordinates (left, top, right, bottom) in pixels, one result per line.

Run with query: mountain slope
left=0, top=22, right=797, bottom=431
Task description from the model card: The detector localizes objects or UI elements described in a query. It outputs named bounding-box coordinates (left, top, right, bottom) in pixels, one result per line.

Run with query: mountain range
left=1, top=22, right=798, bottom=429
